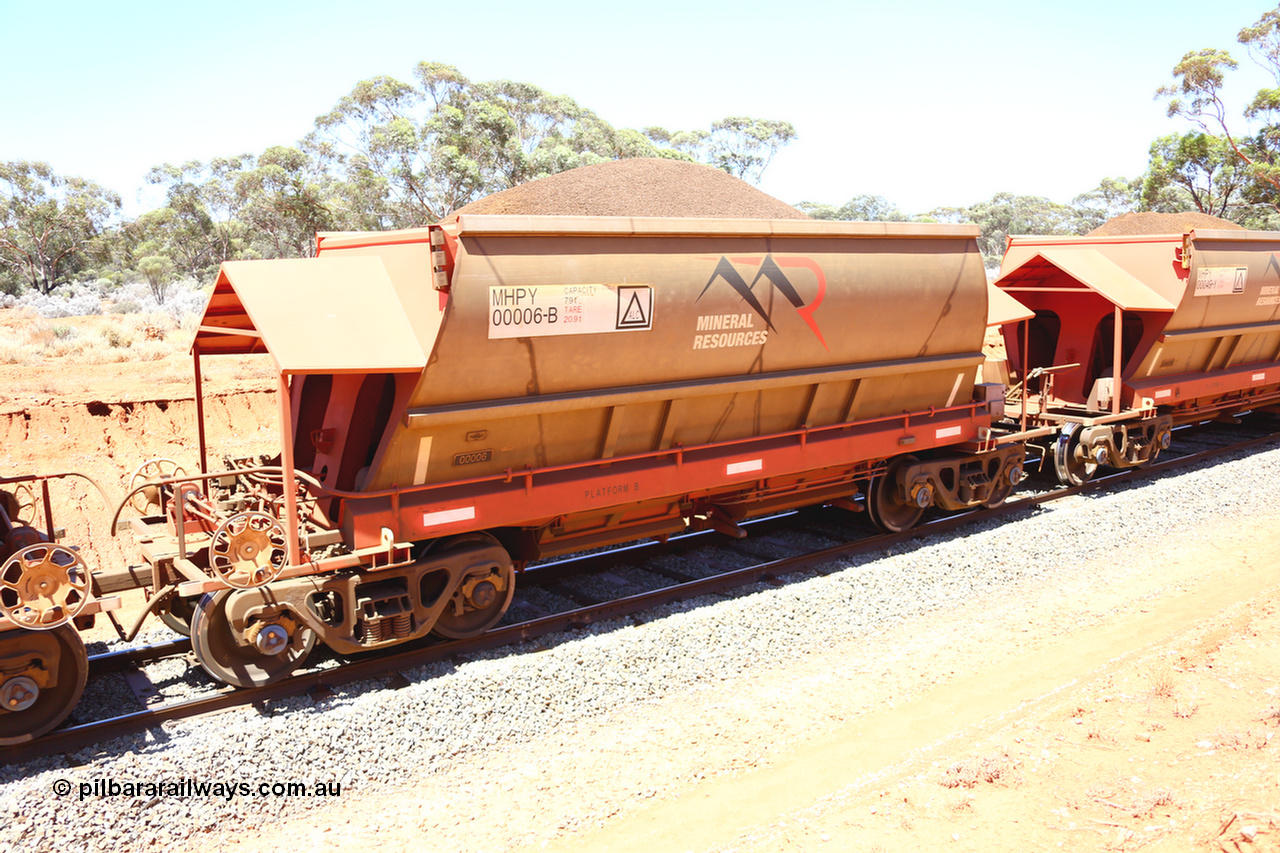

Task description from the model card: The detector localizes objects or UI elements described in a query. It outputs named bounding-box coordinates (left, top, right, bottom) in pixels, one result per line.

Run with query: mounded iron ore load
left=444, top=158, right=813, bottom=220
left=1085, top=210, right=1243, bottom=237
left=993, top=227, right=1280, bottom=484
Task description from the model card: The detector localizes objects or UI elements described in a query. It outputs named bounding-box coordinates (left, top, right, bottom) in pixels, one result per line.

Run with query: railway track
left=6, top=414, right=1277, bottom=766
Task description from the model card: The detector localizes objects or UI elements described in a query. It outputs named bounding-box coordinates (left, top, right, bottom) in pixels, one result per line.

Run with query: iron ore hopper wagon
left=27, top=216, right=1018, bottom=715
left=991, top=228, right=1280, bottom=484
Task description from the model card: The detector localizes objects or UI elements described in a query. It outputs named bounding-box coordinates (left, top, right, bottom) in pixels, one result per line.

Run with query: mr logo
left=697, top=255, right=828, bottom=349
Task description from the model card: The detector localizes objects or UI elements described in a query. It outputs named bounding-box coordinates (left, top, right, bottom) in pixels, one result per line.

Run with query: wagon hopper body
left=308, top=216, right=1018, bottom=550
left=993, top=229, right=1280, bottom=483
left=89, top=216, right=1020, bottom=695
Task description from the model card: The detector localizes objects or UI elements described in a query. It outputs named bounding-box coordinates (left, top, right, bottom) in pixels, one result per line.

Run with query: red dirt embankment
left=2, top=375, right=278, bottom=581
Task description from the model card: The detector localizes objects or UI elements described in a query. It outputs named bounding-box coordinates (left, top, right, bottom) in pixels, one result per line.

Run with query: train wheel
left=429, top=534, right=516, bottom=640
left=867, top=456, right=926, bottom=534
left=190, top=589, right=314, bottom=688
left=1053, top=423, right=1097, bottom=487
left=1144, top=425, right=1172, bottom=466
left=982, top=459, right=1023, bottom=509
left=0, top=625, right=88, bottom=745
left=982, top=478, right=1014, bottom=510
left=158, top=591, right=198, bottom=636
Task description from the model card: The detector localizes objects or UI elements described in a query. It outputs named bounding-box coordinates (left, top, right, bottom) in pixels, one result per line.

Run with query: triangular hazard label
left=616, top=286, right=651, bottom=328
left=622, top=292, right=646, bottom=324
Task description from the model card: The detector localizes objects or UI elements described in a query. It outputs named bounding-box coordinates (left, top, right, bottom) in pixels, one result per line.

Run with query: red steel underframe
left=335, top=403, right=994, bottom=552
left=1127, top=361, right=1280, bottom=416
left=1006, top=361, right=1280, bottom=437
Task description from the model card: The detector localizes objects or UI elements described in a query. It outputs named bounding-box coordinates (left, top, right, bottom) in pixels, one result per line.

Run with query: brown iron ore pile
left=444, top=158, right=810, bottom=220
left=1087, top=210, right=1244, bottom=236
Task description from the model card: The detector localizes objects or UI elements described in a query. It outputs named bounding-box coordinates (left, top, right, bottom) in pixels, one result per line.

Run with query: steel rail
left=6, top=422, right=1277, bottom=766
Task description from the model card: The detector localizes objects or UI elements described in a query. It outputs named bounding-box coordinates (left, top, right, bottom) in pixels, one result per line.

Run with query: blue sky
left=1, top=0, right=1274, bottom=217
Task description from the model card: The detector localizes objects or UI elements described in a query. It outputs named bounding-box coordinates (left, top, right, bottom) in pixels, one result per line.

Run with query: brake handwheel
left=208, top=512, right=289, bottom=589
left=0, top=544, right=91, bottom=629
left=0, top=484, right=36, bottom=525
left=127, top=457, right=187, bottom=515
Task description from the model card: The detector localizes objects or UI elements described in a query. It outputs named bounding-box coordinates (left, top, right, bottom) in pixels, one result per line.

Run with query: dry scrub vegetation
left=0, top=307, right=277, bottom=410
left=0, top=310, right=193, bottom=365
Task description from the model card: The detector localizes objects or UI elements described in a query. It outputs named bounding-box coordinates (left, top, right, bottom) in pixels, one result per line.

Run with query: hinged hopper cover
left=195, top=256, right=426, bottom=374
left=996, top=247, right=1176, bottom=313
left=985, top=281, right=1033, bottom=326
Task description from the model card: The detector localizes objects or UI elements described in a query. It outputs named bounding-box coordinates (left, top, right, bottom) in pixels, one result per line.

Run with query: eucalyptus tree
left=143, top=157, right=250, bottom=275
left=795, top=194, right=910, bottom=221
left=1140, top=133, right=1245, bottom=217
left=704, top=117, right=797, bottom=183
left=0, top=160, right=121, bottom=295
left=232, top=146, right=337, bottom=259
left=1158, top=5, right=1280, bottom=211
left=1071, top=177, right=1142, bottom=232
left=931, top=193, right=1080, bottom=269
left=644, top=117, right=797, bottom=183
left=307, top=62, right=679, bottom=226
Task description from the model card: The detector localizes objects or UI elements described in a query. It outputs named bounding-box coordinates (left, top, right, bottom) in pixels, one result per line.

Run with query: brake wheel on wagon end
left=0, top=543, right=91, bottom=629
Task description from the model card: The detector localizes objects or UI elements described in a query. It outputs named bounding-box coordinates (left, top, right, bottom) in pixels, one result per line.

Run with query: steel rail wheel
left=0, top=544, right=91, bottom=629
left=1053, top=423, right=1097, bottom=487
left=981, top=459, right=1023, bottom=509
left=157, top=591, right=198, bottom=636
left=428, top=534, right=516, bottom=640
left=867, top=456, right=926, bottom=534
left=0, top=625, right=88, bottom=745
left=981, top=476, right=1015, bottom=510
left=190, top=589, right=315, bottom=688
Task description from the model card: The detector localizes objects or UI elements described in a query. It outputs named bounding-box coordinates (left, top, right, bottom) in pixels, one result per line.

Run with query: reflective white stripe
left=422, top=506, right=476, bottom=527
left=726, top=459, right=764, bottom=476
left=1154, top=389, right=1172, bottom=400
left=1254, top=372, right=1267, bottom=382
left=945, top=372, right=964, bottom=407
left=935, top=425, right=962, bottom=439
left=413, top=436, right=433, bottom=485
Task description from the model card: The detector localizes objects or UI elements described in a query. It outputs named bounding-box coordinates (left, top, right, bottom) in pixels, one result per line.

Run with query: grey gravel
left=3, top=442, right=1280, bottom=851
